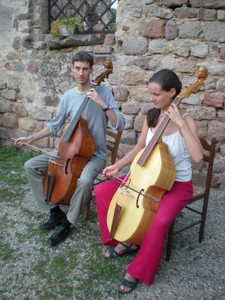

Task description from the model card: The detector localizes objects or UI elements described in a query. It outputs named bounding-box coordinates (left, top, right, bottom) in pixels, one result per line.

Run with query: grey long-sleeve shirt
left=47, top=85, right=125, bottom=160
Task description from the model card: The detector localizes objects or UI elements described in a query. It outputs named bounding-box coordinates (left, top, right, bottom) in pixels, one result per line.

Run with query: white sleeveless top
left=145, top=114, right=192, bottom=182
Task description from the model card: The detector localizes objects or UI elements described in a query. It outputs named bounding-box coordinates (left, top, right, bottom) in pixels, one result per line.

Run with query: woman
left=94, top=69, right=203, bottom=294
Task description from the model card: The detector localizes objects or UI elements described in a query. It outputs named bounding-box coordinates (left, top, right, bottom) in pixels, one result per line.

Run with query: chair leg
left=199, top=196, right=208, bottom=243
left=166, top=219, right=175, bottom=261
left=83, top=199, right=91, bottom=221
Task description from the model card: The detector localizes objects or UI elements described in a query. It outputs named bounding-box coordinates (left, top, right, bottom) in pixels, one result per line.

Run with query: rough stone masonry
left=0, top=0, right=225, bottom=190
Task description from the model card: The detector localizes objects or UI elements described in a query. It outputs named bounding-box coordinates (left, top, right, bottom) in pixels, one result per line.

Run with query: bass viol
left=43, top=60, right=113, bottom=205
left=107, top=66, right=208, bottom=244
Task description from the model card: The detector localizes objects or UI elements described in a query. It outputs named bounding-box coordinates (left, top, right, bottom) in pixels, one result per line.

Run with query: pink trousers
left=94, top=176, right=193, bottom=285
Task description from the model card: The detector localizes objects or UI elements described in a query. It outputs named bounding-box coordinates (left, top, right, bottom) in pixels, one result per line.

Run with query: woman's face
left=148, top=82, right=176, bottom=111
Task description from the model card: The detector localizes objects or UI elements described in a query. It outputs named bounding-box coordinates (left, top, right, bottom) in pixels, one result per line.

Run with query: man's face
left=71, top=61, right=93, bottom=86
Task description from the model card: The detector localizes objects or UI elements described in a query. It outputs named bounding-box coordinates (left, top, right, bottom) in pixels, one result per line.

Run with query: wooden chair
left=166, top=137, right=216, bottom=261
left=83, top=129, right=122, bottom=221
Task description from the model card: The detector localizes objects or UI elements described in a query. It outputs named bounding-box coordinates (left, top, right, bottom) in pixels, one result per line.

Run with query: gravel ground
left=0, top=187, right=225, bottom=300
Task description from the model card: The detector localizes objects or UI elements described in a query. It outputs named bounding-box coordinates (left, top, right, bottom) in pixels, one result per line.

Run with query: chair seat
left=192, top=185, right=205, bottom=197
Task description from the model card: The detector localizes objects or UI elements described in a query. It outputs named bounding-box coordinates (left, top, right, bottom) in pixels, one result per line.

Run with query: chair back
left=105, top=129, right=122, bottom=165
left=200, top=137, right=216, bottom=194
left=191, top=138, right=216, bottom=202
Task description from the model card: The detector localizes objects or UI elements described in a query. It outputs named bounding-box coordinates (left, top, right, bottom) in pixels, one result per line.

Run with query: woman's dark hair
left=146, top=69, right=182, bottom=128
left=72, top=51, right=94, bottom=68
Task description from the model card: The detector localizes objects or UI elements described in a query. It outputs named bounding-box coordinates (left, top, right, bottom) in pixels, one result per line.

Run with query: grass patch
left=0, top=145, right=131, bottom=299
left=0, top=242, right=15, bottom=260
left=0, top=146, right=37, bottom=204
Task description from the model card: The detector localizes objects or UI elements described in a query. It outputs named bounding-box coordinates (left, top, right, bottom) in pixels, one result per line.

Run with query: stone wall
left=0, top=0, right=225, bottom=190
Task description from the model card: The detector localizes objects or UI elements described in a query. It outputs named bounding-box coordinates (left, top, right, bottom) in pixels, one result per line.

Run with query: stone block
left=129, top=87, right=151, bottom=102
left=203, top=21, right=225, bottom=42
left=93, top=45, right=112, bottom=54
left=2, top=90, right=18, bottom=100
left=138, top=19, right=166, bottom=38
left=134, top=115, right=145, bottom=132
left=123, top=115, right=134, bottom=130
left=6, top=52, right=18, bottom=60
left=219, top=44, right=225, bottom=60
left=172, top=40, right=192, bottom=57
left=181, top=94, right=201, bottom=105
left=179, top=21, right=202, bottom=39
left=33, top=41, right=47, bottom=50
left=201, top=62, right=225, bottom=76
left=0, top=4, right=14, bottom=31
left=208, top=120, right=225, bottom=142
left=161, top=57, right=176, bottom=70
left=137, top=56, right=159, bottom=70
left=0, top=76, right=6, bottom=89
left=191, top=42, right=209, bottom=58
left=217, top=10, right=225, bottom=21
left=217, top=78, right=225, bottom=91
left=156, top=0, right=188, bottom=6
left=213, top=158, right=225, bottom=173
left=18, top=117, right=36, bottom=130
left=190, top=0, right=225, bottom=9
left=198, top=8, right=217, bottom=21
left=12, top=103, right=28, bottom=117
left=30, top=109, right=51, bottom=121
left=12, top=36, right=21, bottom=50
left=146, top=6, right=173, bottom=19
left=118, top=143, right=134, bottom=158
left=4, top=63, right=11, bottom=71
left=122, top=102, right=141, bottom=115
left=148, top=40, right=170, bottom=55
left=46, top=34, right=105, bottom=50
left=175, top=60, right=198, bottom=74
left=203, top=77, right=217, bottom=90
left=11, top=62, right=25, bottom=72
left=107, top=68, right=122, bottom=85
left=174, top=7, right=197, bottom=19
left=123, top=36, right=148, bottom=55
left=104, top=34, right=115, bottom=45
left=8, top=75, right=21, bottom=91
left=141, top=103, right=155, bottom=115
left=120, top=130, right=137, bottom=145
left=26, top=61, right=38, bottom=73
left=187, top=106, right=216, bottom=120
left=112, top=86, right=128, bottom=101
left=165, top=20, right=179, bottom=40
left=116, top=55, right=136, bottom=66
left=3, top=113, right=18, bottom=128
left=0, top=99, right=12, bottom=113
left=218, top=109, right=225, bottom=121
left=203, top=92, right=224, bottom=108
left=123, top=68, right=147, bottom=85
left=195, top=120, right=208, bottom=138
left=220, top=143, right=225, bottom=156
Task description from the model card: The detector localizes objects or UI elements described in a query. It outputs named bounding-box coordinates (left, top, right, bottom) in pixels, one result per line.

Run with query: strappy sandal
left=118, top=278, right=137, bottom=294
left=106, top=242, right=139, bottom=259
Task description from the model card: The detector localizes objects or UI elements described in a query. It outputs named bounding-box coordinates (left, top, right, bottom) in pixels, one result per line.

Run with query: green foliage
left=50, top=17, right=83, bottom=37
left=0, top=146, right=37, bottom=203
left=109, top=8, right=117, bottom=30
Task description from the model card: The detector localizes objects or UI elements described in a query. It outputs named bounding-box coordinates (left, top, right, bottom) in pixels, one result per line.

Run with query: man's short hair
left=72, top=51, right=94, bottom=68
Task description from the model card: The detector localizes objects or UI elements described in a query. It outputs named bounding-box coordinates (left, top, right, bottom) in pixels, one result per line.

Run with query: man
left=15, top=51, right=125, bottom=246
